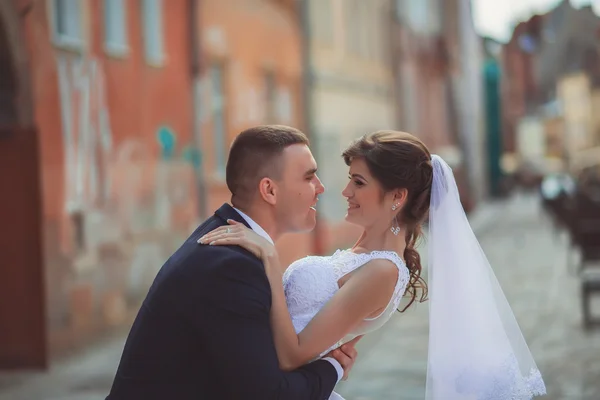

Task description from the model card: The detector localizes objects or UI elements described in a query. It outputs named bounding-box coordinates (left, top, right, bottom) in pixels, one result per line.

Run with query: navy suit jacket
left=106, top=203, right=338, bottom=399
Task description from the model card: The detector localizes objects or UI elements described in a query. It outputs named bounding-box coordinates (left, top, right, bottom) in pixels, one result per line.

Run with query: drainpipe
left=299, top=0, right=325, bottom=255
left=188, top=0, right=208, bottom=219
left=390, top=1, right=403, bottom=130
left=300, top=0, right=313, bottom=148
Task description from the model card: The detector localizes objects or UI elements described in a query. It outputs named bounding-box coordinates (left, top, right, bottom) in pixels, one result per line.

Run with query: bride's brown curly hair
left=342, top=130, right=431, bottom=312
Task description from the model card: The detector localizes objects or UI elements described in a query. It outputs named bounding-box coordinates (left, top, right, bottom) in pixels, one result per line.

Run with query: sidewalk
left=0, top=196, right=510, bottom=400
left=0, top=332, right=127, bottom=400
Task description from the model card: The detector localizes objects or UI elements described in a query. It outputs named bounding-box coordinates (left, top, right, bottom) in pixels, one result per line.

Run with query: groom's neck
left=233, top=203, right=280, bottom=242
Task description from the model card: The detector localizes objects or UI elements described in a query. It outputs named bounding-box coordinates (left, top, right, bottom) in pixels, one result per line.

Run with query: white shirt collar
left=233, top=207, right=274, bottom=245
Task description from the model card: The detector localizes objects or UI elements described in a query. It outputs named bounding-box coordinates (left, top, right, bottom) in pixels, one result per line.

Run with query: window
left=376, top=4, right=391, bottom=62
left=361, top=3, right=375, bottom=59
left=210, top=65, right=226, bottom=176
left=71, top=211, right=86, bottom=252
left=345, top=0, right=362, bottom=55
left=104, top=0, right=128, bottom=56
left=397, top=0, right=436, bottom=35
left=264, top=71, right=276, bottom=122
left=312, top=0, right=334, bottom=44
left=400, top=66, right=418, bottom=133
left=142, top=0, right=165, bottom=65
left=408, top=0, right=429, bottom=33
left=51, top=0, right=83, bottom=48
left=315, top=134, right=346, bottom=222
left=275, top=88, right=292, bottom=124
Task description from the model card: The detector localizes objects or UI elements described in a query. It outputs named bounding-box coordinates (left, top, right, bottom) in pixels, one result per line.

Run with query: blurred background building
left=502, top=1, right=600, bottom=184
left=303, top=0, right=396, bottom=251
left=1, top=0, right=600, bottom=398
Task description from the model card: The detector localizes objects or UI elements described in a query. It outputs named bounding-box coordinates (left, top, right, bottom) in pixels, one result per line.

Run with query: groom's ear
left=258, top=177, right=277, bottom=206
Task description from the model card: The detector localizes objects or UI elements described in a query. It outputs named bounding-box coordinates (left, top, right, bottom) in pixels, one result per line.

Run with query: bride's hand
left=198, top=220, right=277, bottom=261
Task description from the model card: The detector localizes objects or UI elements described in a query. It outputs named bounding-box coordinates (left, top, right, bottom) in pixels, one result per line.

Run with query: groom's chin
left=293, top=215, right=318, bottom=233
left=298, top=220, right=317, bottom=233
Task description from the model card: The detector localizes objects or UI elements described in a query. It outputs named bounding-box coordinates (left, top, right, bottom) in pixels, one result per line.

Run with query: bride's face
left=342, top=158, right=396, bottom=228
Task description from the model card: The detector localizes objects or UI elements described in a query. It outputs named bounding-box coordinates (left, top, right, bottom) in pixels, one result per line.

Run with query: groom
left=107, top=125, right=358, bottom=399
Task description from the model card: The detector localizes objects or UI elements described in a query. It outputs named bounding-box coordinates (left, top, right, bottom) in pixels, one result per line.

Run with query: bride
left=199, top=130, right=547, bottom=399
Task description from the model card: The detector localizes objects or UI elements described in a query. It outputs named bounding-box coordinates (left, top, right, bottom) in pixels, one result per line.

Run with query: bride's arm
left=199, top=221, right=397, bottom=371
left=262, top=252, right=397, bottom=371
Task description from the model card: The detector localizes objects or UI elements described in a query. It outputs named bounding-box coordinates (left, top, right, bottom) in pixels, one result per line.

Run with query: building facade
left=0, top=0, right=308, bottom=368
left=501, top=15, right=543, bottom=155
left=502, top=1, right=600, bottom=174
left=197, top=0, right=310, bottom=266
left=392, top=0, right=477, bottom=209
left=23, top=0, right=199, bottom=362
left=445, top=0, right=487, bottom=204
left=306, top=0, right=397, bottom=251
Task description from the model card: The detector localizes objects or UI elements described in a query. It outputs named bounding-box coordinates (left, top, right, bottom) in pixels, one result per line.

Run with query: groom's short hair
left=227, top=125, right=309, bottom=206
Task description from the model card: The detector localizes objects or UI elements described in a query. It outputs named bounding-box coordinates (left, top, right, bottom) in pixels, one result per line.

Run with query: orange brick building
left=0, top=0, right=310, bottom=369
left=197, top=0, right=316, bottom=266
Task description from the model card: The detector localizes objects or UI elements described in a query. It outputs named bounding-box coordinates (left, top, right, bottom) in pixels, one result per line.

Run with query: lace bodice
left=282, top=249, right=410, bottom=356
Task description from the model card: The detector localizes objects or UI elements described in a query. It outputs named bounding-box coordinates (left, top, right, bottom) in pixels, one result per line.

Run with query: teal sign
left=156, top=126, right=176, bottom=160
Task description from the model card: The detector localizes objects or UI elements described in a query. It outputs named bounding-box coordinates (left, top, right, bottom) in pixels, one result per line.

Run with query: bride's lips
left=347, top=202, right=359, bottom=210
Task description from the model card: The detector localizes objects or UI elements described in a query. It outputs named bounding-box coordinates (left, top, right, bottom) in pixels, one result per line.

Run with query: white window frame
left=142, top=0, right=166, bottom=66
left=104, top=0, right=129, bottom=57
left=49, top=0, right=84, bottom=50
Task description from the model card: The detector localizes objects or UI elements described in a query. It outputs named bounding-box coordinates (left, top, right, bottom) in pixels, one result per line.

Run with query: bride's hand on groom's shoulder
left=198, top=220, right=277, bottom=261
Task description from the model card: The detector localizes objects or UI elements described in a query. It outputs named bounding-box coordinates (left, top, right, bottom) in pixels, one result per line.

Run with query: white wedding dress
left=283, top=248, right=410, bottom=400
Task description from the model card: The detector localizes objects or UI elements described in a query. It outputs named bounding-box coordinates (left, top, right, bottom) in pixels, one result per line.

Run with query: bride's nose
left=341, top=183, right=352, bottom=198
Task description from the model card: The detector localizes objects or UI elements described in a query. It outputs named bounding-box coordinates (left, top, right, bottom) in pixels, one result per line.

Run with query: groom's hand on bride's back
left=326, top=335, right=363, bottom=381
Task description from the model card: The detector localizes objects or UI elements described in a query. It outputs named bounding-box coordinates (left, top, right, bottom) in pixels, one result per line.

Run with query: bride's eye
left=348, top=175, right=364, bottom=187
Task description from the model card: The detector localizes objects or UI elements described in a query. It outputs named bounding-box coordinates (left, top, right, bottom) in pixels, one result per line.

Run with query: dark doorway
left=0, top=8, right=46, bottom=369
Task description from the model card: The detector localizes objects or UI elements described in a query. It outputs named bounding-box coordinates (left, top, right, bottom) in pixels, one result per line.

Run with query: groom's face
left=274, top=144, right=324, bottom=234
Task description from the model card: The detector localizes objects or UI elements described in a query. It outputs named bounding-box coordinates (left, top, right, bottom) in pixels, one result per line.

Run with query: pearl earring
left=391, top=203, right=399, bottom=211
left=390, top=217, right=401, bottom=236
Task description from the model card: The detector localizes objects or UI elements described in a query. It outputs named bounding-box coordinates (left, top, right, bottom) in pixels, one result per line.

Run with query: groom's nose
left=315, top=175, right=325, bottom=194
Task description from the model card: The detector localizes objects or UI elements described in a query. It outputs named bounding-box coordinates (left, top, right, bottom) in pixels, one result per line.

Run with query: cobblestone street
left=1, top=193, right=599, bottom=399
left=337, top=193, right=600, bottom=400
